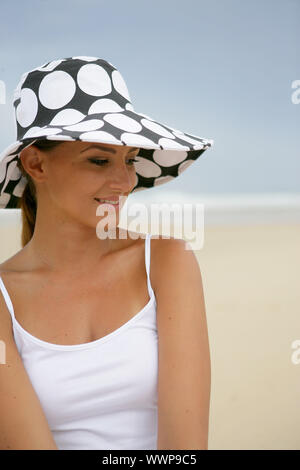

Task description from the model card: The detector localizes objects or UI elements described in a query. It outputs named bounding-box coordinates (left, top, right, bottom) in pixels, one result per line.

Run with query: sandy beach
left=197, top=223, right=300, bottom=450
left=0, top=219, right=299, bottom=450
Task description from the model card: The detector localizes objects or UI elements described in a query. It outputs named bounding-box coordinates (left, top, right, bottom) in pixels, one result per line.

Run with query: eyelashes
left=89, top=158, right=139, bottom=166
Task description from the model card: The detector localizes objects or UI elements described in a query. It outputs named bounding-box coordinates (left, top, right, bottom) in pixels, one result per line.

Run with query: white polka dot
left=172, top=130, right=205, bottom=147
left=39, top=71, right=76, bottom=109
left=125, top=103, right=135, bottom=111
left=0, top=159, right=7, bottom=184
left=0, top=165, right=7, bottom=185
left=50, top=109, right=85, bottom=125
left=8, top=160, right=21, bottom=180
left=178, top=159, right=194, bottom=174
left=72, top=56, right=99, bottom=62
left=78, top=131, right=121, bottom=144
left=153, top=149, right=188, bottom=167
left=22, top=127, right=62, bottom=138
left=0, top=192, right=10, bottom=207
left=13, top=174, right=27, bottom=197
left=88, top=99, right=124, bottom=114
left=141, top=119, right=175, bottom=139
left=120, top=133, right=160, bottom=149
left=63, top=119, right=104, bottom=132
left=158, top=138, right=190, bottom=150
left=103, top=114, right=142, bottom=132
left=112, top=70, right=131, bottom=101
left=77, top=64, right=111, bottom=96
left=16, top=88, right=38, bottom=127
left=1, top=156, right=16, bottom=182
left=154, top=175, right=175, bottom=186
left=46, top=134, right=75, bottom=141
left=36, top=59, right=65, bottom=72
left=13, top=72, right=29, bottom=103
left=0, top=141, right=22, bottom=163
left=2, top=161, right=20, bottom=195
left=133, top=157, right=161, bottom=178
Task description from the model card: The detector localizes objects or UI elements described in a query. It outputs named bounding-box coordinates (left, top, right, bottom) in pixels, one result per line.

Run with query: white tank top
left=0, top=233, right=158, bottom=450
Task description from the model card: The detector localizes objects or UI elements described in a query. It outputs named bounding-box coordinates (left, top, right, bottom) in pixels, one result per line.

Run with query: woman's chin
left=94, top=212, right=120, bottom=235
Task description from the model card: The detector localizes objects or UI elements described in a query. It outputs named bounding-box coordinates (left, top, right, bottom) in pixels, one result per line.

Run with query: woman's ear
left=18, top=145, right=45, bottom=184
left=19, top=146, right=32, bottom=172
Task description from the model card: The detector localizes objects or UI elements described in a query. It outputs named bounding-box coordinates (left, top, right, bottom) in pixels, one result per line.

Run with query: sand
left=0, top=221, right=299, bottom=449
left=197, top=223, right=300, bottom=450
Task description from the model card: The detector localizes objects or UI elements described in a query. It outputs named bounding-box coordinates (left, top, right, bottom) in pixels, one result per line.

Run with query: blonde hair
left=16, top=140, right=63, bottom=247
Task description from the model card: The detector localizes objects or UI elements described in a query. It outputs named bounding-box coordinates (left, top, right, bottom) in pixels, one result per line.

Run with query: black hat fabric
left=0, top=55, right=214, bottom=209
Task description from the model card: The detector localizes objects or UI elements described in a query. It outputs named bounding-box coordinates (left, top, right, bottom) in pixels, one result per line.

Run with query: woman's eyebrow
left=80, top=144, right=139, bottom=154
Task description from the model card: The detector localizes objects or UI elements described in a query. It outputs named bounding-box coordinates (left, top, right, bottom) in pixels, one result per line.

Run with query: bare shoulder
left=150, top=235, right=211, bottom=449
left=150, top=235, right=201, bottom=295
left=0, top=263, right=58, bottom=449
left=0, top=258, right=22, bottom=340
left=149, top=235, right=206, bottom=324
left=0, top=253, right=28, bottom=339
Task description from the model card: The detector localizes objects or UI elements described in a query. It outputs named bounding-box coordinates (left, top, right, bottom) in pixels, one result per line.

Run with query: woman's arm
left=152, top=237, right=211, bottom=450
left=0, top=292, right=58, bottom=450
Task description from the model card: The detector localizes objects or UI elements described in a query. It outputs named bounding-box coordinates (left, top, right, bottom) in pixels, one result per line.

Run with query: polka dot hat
left=0, top=55, right=214, bottom=209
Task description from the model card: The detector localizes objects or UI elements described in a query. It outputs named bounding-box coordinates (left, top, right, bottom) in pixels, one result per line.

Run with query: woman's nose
left=107, top=161, right=136, bottom=192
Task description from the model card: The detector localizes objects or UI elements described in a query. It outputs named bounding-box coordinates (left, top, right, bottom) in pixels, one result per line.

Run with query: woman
left=0, top=56, right=213, bottom=450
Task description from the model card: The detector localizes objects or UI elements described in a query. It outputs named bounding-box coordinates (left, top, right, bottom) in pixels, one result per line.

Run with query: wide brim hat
left=0, top=55, right=214, bottom=209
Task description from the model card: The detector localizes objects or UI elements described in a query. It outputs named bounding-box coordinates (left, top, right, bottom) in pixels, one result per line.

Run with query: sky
left=0, top=0, right=299, bottom=197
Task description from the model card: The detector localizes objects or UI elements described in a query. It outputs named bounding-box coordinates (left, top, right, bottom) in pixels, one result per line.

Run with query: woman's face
left=21, top=140, right=140, bottom=230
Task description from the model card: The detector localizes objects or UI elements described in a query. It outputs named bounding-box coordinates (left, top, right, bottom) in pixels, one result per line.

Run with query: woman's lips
left=95, top=196, right=120, bottom=201
left=94, top=198, right=120, bottom=208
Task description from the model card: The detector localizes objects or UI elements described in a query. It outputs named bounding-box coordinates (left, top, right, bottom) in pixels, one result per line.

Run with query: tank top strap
left=145, top=233, right=154, bottom=297
left=0, top=275, right=16, bottom=322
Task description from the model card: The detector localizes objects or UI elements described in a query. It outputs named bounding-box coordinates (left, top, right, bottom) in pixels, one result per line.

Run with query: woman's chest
left=2, top=244, right=152, bottom=346
left=16, top=279, right=150, bottom=345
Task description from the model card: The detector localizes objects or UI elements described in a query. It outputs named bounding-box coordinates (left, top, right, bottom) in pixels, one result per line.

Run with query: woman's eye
left=89, top=158, right=138, bottom=166
left=127, top=158, right=139, bottom=165
left=89, top=159, right=108, bottom=166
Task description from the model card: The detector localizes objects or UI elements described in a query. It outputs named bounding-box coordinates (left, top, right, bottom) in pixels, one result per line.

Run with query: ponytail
left=16, top=139, right=63, bottom=247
